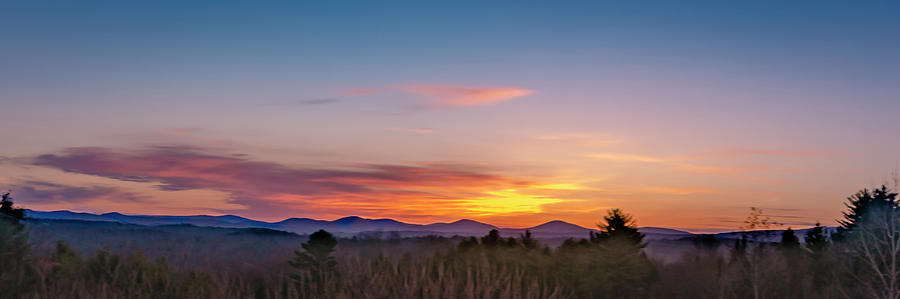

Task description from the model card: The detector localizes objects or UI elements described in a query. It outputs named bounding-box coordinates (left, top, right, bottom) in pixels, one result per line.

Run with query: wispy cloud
left=30, top=146, right=568, bottom=220
left=587, top=153, right=665, bottom=163
left=32, top=146, right=520, bottom=195
left=395, top=85, right=534, bottom=107
left=674, top=163, right=762, bottom=175
left=532, top=183, right=583, bottom=190
left=11, top=180, right=148, bottom=204
left=715, top=148, right=837, bottom=158
left=644, top=187, right=720, bottom=195
left=334, top=84, right=534, bottom=109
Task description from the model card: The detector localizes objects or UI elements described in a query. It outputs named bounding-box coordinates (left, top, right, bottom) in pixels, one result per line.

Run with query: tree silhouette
left=289, top=229, right=338, bottom=294
left=590, top=208, right=646, bottom=249
left=731, top=235, right=749, bottom=262
left=480, top=229, right=503, bottom=247
left=804, top=223, right=829, bottom=254
left=0, top=191, right=33, bottom=296
left=740, top=207, right=782, bottom=231
left=838, top=185, right=898, bottom=235
left=779, top=227, right=803, bottom=298
left=838, top=186, right=900, bottom=299
left=0, top=192, right=24, bottom=223
left=520, top=230, right=538, bottom=250
left=779, top=228, right=800, bottom=249
left=803, top=222, right=831, bottom=297
left=584, top=209, right=655, bottom=298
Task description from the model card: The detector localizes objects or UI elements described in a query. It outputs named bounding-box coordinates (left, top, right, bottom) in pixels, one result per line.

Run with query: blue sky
left=2, top=1, right=899, bottom=230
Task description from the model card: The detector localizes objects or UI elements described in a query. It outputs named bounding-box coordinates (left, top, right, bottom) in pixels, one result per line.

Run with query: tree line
left=1, top=185, right=900, bottom=298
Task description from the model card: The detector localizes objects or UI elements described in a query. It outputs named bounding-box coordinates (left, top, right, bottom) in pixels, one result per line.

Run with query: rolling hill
left=26, top=209, right=700, bottom=240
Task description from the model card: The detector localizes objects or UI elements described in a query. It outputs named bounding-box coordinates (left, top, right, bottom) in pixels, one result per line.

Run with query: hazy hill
left=423, top=219, right=499, bottom=234
left=25, top=209, right=807, bottom=240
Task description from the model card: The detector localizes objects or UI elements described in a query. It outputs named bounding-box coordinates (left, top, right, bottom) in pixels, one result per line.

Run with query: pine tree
left=584, top=209, right=656, bottom=298
left=480, top=229, right=503, bottom=247
left=804, top=222, right=829, bottom=255
left=289, top=230, right=338, bottom=294
left=838, top=185, right=898, bottom=235
left=804, top=222, right=831, bottom=296
left=780, top=228, right=800, bottom=249
left=838, top=186, right=900, bottom=298
left=0, top=192, right=33, bottom=297
left=590, top=208, right=646, bottom=250
left=0, top=192, right=24, bottom=223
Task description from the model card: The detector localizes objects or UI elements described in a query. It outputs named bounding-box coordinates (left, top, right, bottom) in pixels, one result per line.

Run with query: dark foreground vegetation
left=2, top=186, right=900, bottom=298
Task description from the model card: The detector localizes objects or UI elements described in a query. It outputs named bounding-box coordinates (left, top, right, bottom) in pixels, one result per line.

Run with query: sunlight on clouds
left=645, top=187, right=720, bottom=195
left=532, top=183, right=583, bottom=190
left=397, top=85, right=534, bottom=107
left=465, top=189, right=563, bottom=215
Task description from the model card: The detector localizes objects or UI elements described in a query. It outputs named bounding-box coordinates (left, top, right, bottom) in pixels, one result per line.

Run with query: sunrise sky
left=3, top=1, right=900, bottom=232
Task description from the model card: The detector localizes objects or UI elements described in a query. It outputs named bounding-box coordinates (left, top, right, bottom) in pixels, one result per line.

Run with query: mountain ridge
left=24, top=209, right=699, bottom=239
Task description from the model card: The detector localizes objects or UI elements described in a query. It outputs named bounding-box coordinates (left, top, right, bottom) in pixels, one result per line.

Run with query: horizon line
left=24, top=209, right=822, bottom=234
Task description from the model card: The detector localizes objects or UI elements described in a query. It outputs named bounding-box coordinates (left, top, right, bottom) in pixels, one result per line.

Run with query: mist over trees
left=3, top=184, right=900, bottom=298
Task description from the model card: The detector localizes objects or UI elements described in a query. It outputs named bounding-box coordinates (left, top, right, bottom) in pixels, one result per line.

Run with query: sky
left=2, top=1, right=900, bottom=232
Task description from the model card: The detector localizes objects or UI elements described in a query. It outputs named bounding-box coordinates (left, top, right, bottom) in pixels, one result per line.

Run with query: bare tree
left=847, top=202, right=900, bottom=299
left=735, top=207, right=784, bottom=299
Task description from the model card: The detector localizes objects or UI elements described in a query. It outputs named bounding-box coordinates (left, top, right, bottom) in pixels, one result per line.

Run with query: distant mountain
left=34, top=209, right=822, bottom=240
left=272, top=216, right=420, bottom=234
left=528, top=220, right=593, bottom=234
left=25, top=210, right=269, bottom=228
left=26, top=210, right=119, bottom=222
left=712, top=227, right=838, bottom=243
left=490, top=220, right=596, bottom=239
left=423, top=219, right=498, bottom=234
left=638, top=227, right=694, bottom=240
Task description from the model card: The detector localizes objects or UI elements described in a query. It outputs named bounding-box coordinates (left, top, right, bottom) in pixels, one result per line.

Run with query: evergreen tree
left=838, top=186, right=900, bottom=298
left=838, top=185, right=898, bottom=235
left=289, top=230, right=338, bottom=294
left=583, top=209, right=656, bottom=298
left=779, top=228, right=803, bottom=298
left=804, top=222, right=829, bottom=254
left=804, top=222, right=831, bottom=296
left=590, top=208, right=646, bottom=250
left=0, top=192, right=24, bottom=223
left=779, top=228, right=800, bottom=249
left=480, top=229, right=503, bottom=247
left=0, top=191, right=34, bottom=297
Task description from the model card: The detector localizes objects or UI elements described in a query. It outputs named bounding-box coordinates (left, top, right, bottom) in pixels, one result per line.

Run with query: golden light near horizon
left=532, top=183, right=583, bottom=190
left=464, top=189, right=565, bottom=216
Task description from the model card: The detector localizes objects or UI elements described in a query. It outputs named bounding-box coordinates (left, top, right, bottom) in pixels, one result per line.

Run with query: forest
left=1, top=185, right=898, bottom=299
